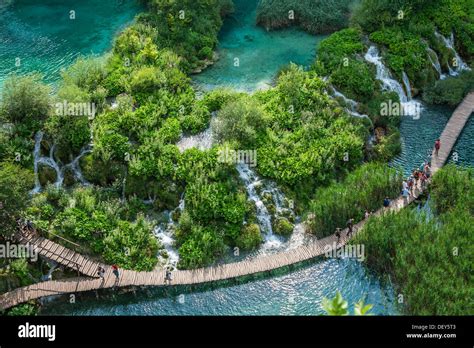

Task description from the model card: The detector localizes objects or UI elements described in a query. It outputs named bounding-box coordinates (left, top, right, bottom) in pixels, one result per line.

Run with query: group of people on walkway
left=333, top=141, right=438, bottom=245
left=401, top=161, right=432, bottom=203
left=96, top=265, right=120, bottom=284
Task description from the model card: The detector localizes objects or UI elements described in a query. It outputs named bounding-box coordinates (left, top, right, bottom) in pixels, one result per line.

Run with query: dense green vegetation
left=314, top=28, right=402, bottom=162
left=0, top=163, right=34, bottom=238
left=5, top=303, right=38, bottom=316
left=354, top=165, right=474, bottom=315
left=352, top=0, right=474, bottom=92
left=424, top=70, right=474, bottom=106
left=255, top=64, right=366, bottom=186
left=308, top=163, right=402, bottom=238
left=256, top=0, right=355, bottom=34
left=25, top=186, right=159, bottom=271
left=0, top=0, right=472, bottom=286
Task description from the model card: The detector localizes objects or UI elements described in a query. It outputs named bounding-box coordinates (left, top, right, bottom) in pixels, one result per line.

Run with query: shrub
left=177, top=225, right=225, bottom=269
left=0, top=74, right=51, bottom=129
left=273, top=217, right=294, bottom=236
left=331, top=60, right=376, bottom=101
left=309, top=163, right=403, bottom=238
left=103, top=215, right=159, bottom=271
left=212, top=97, right=269, bottom=147
left=257, top=0, right=355, bottom=34
left=235, top=223, right=263, bottom=250
left=423, top=70, right=474, bottom=106
left=429, top=164, right=473, bottom=214
left=0, top=163, right=34, bottom=237
left=317, top=28, right=365, bottom=74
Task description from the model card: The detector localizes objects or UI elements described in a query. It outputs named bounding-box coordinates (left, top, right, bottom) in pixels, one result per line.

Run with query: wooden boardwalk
left=431, top=92, right=474, bottom=171
left=1, top=93, right=472, bottom=311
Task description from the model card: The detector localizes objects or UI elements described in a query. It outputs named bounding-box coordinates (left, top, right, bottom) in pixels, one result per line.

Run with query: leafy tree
left=0, top=163, right=34, bottom=238
left=212, top=97, right=269, bottom=147
left=0, top=74, right=51, bottom=130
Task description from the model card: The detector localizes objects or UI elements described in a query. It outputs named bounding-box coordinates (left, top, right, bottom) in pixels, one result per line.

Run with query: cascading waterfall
left=402, top=72, right=412, bottom=100
left=236, top=163, right=283, bottom=249
left=331, top=86, right=369, bottom=119
left=31, top=131, right=92, bottom=194
left=435, top=31, right=471, bottom=75
left=364, top=46, right=421, bottom=117
left=153, top=198, right=184, bottom=269
left=332, top=87, right=357, bottom=110
left=427, top=47, right=445, bottom=79
left=364, top=46, right=409, bottom=103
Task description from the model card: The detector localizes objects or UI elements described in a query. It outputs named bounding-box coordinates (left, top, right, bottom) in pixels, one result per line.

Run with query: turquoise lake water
left=0, top=0, right=471, bottom=316
left=193, top=0, right=324, bottom=91
left=0, top=0, right=142, bottom=88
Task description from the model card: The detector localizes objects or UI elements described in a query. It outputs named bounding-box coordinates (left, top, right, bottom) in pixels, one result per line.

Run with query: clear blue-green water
left=0, top=0, right=142, bottom=88
left=1, top=0, right=471, bottom=316
left=41, top=258, right=398, bottom=315
left=392, top=106, right=473, bottom=175
left=193, top=0, right=324, bottom=91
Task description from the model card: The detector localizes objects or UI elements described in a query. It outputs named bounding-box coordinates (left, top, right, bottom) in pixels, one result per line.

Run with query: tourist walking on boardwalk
left=435, top=139, right=441, bottom=156
left=413, top=169, right=420, bottom=185
left=402, top=180, right=408, bottom=192
left=383, top=197, right=391, bottom=210
left=335, top=227, right=341, bottom=244
left=408, top=177, right=414, bottom=195
left=402, top=187, right=410, bottom=204
left=420, top=172, right=428, bottom=190
left=424, top=162, right=432, bottom=179
left=346, top=218, right=354, bottom=237
left=364, top=210, right=371, bottom=219
left=165, top=268, right=172, bottom=284
left=112, top=264, right=120, bottom=283
left=97, top=266, right=105, bottom=279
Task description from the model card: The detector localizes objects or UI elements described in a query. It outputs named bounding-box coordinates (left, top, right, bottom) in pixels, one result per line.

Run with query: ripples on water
left=0, top=0, right=142, bottom=88
left=193, top=0, right=325, bottom=92
left=41, top=258, right=398, bottom=316
left=392, top=105, right=473, bottom=175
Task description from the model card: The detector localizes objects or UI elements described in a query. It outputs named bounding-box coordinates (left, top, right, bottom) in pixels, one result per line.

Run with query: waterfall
left=153, top=198, right=184, bottom=268
left=427, top=47, right=445, bottom=79
left=31, top=131, right=92, bottom=194
left=330, top=86, right=369, bottom=119
left=63, top=145, right=92, bottom=185
left=364, top=46, right=422, bottom=117
left=364, top=46, right=409, bottom=102
left=176, top=113, right=216, bottom=153
left=435, top=31, right=471, bottom=75
left=402, top=72, right=412, bottom=100
left=236, top=163, right=283, bottom=249
left=332, top=87, right=358, bottom=109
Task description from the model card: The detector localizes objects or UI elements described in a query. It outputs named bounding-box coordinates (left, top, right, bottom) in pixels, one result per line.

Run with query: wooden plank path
left=15, top=229, right=107, bottom=278
left=431, top=92, right=474, bottom=171
left=1, top=93, right=472, bottom=311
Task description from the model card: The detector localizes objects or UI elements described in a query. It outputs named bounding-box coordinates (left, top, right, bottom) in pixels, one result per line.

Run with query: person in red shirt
left=112, top=265, right=119, bottom=280
left=435, top=139, right=441, bottom=156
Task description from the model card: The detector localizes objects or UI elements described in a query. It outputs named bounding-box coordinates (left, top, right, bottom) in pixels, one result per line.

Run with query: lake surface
left=0, top=0, right=142, bottom=88
left=1, top=0, right=471, bottom=316
left=193, top=0, right=324, bottom=91
left=41, top=258, right=399, bottom=315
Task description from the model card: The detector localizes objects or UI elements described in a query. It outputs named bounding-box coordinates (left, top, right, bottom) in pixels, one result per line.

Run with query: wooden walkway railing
left=1, top=93, right=472, bottom=311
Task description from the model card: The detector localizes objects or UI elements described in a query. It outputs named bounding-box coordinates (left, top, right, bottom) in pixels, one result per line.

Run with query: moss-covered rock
left=273, top=217, right=294, bottom=237
left=235, top=223, right=263, bottom=250
left=38, top=165, right=57, bottom=187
